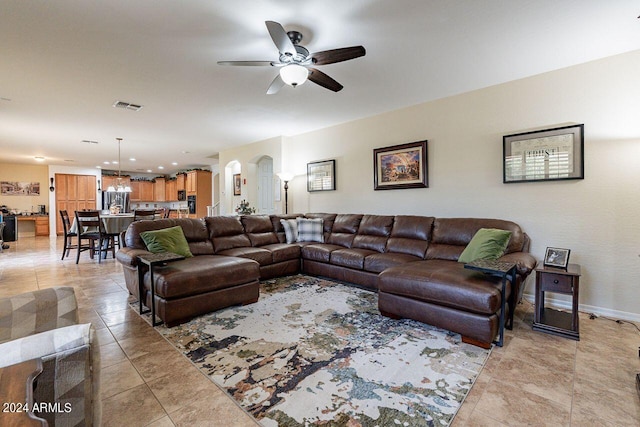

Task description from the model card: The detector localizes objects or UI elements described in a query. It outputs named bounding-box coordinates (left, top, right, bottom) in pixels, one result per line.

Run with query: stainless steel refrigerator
left=102, top=191, right=131, bottom=213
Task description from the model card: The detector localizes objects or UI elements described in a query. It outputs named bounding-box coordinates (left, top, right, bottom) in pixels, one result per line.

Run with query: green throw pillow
left=140, top=226, right=193, bottom=258
left=458, top=228, right=512, bottom=263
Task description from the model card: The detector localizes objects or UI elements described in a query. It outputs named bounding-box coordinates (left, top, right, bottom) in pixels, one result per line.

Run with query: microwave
left=177, top=190, right=186, bottom=201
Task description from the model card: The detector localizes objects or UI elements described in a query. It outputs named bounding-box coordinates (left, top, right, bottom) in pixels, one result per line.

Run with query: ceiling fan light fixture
left=279, top=64, right=308, bottom=87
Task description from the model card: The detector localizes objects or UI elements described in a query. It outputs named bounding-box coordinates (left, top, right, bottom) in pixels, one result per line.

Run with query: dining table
left=69, top=213, right=135, bottom=235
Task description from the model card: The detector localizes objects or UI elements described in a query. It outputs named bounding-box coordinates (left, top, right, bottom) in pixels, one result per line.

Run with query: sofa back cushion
left=352, top=215, right=394, bottom=252
left=426, top=218, right=525, bottom=261
left=205, top=216, right=251, bottom=253
left=386, top=215, right=434, bottom=258
left=125, top=218, right=214, bottom=255
left=326, top=214, right=363, bottom=248
left=241, top=215, right=279, bottom=247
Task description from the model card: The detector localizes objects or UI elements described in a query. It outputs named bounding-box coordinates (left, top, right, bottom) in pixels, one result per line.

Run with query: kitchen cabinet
left=101, top=175, right=130, bottom=191
left=130, top=181, right=154, bottom=202
left=154, top=178, right=166, bottom=202
left=165, top=179, right=177, bottom=201
left=176, top=174, right=185, bottom=191
left=54, top=174, right=97, bottom=235
left=185, top=170, right=211, bottom=218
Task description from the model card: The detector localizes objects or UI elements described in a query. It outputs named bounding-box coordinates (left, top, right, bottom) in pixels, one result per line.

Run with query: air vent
left=81, top=140, right=99, bottom=144
left=113, top=101, right=143, bottom=111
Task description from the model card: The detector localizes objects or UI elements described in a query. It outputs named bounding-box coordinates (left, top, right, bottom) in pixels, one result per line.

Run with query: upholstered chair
left=0, top=287, right=101, bottom=426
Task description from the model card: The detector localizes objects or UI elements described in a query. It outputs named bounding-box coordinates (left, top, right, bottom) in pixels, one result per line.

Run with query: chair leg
left=98, top=238, right=102, bottom=264
left=62, top=234, right=68, bottom=260
left=75, top=237, right=82, bottom=264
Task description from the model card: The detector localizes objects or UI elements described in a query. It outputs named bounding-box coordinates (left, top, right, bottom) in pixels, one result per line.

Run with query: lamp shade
left=277, top=172, right=294, bottom=182
left=279, top=65, right=308, bottom=87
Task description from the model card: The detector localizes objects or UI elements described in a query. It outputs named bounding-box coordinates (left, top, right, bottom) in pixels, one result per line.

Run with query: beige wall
left=241, top=50, right=638, bottom=319
left=0, top=163, right=50, bottom=213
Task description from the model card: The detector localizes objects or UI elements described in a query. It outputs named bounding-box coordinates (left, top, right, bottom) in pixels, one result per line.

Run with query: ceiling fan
left=218, top=21, right=366, bottom=94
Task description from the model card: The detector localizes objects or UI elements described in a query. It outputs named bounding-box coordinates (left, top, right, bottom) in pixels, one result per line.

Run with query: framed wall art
left=503, top=124, right=584, bottom=183
left=307, top=159, right=336, bottom=192
left=233, top=174, right=241, bottom=196
left=0, top=181, right=40, bottom=196
left=373, top=140, right=428, bottom=190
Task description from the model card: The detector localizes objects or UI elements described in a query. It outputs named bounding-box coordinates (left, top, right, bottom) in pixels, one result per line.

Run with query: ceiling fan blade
left=217, top=61, right=275, bottom=66
left=311, top=46, right=366, bottom=65
left=266, top=74, right=285, bottom=95
left=265, top=21, right=296, bottom=57
left=308, top=68, right=343, bottom=92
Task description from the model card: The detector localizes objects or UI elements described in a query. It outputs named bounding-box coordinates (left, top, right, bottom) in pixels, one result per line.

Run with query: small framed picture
left=233, top=174, right=241, bottom=196
left=307, top=159, right=336, bottom=192
left=544, top=247, right=571, bottom=269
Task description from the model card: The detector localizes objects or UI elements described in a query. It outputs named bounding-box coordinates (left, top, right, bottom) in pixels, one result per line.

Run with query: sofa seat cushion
left=378, top=260, right=510, bottom=315
left=150, top=255, right=260, bottom=299
left=330, top=248, right=377, bottom=270
left=364, top=252, right=423, bottom=274
left=217, top=247, right=273, bottom=266
left=259, top=243, right=301, bottom=263
left=301, top=244, right=344, bottom=263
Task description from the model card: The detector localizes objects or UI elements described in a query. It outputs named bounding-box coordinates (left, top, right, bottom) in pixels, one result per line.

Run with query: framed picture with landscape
left=307, top=159, right=336, bottom=192
left=503, top=124, right=584, bottom=183
left=373, top=140, right=428, bottom=190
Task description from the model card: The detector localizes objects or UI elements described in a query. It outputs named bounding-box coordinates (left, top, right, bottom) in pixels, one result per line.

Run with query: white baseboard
left=522, top=293, right=640, bottom=323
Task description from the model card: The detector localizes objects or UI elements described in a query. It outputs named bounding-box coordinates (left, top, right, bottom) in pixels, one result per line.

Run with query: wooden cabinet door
left=186, top=172, right=196, bottom=194
left=176, top=174, right=185, bottom=191
left=130, top=181, right=141, bottom=201
left=154, top=178, right=166, bottom=201
left=140, top=181, right=154, bottom=201
left=55, top=173, right=96, bottom=235
left=165, top=179, right=176, bottom=201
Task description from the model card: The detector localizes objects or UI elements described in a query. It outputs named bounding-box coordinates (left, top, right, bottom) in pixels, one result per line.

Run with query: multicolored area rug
left=153, top=275, right=491, bottom=426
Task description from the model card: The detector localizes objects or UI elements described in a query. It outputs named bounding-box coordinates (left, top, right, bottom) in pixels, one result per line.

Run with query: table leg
left=149, top=266, right=161, bottom=327
left=495, top=275, right=507, bottom=347
left=137, top=265, right=149, bottom=315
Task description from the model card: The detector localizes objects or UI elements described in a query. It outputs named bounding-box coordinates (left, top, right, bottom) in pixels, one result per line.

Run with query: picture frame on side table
left=544, top=247, right=571, bottom=269
left=373, top=140, right=428, bottom=190
left=307, top=159, right=336, bottom=192
left=503, top=124, right=584, bottom=183
left=233, top=174, right=241, bottom=196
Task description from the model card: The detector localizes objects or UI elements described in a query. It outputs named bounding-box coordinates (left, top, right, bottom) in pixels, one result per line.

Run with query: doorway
left=257, top=157, right=274, bottom=214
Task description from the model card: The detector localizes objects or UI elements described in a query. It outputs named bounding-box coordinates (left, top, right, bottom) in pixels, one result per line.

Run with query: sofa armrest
left=116, top=247, right=154, bottom=268
left=498, top=252, right=538, bottom=277
left=0, top=287, right=78, bottom=344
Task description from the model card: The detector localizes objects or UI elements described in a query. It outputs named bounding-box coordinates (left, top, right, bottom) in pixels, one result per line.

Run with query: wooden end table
left=533, top=263, right=581, bottom=340
left=0, top=358, right=48, bottom=426
left=137, top=252, right=185, bottom=326
left=464, top=259, right=517, bottom=347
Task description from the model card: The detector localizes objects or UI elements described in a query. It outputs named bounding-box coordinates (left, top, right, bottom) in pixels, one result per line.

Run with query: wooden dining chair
left=59, top=210, right=77, bottom=260
left=75, top=210, right=114, bottom=263
left=133, top=209, right=156, bottom=221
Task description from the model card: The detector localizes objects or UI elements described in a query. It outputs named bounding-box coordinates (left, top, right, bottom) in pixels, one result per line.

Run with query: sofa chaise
left=116, top=213, right=537, bottom=347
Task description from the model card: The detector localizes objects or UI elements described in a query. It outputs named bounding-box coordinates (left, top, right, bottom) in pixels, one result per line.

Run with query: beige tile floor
left=1, top=236, right=639, bottom=426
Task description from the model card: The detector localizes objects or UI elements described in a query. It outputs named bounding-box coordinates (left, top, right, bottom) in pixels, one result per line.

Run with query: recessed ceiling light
left=181, top=150, right=190, bottom=154
left=171, top=162, right=178, bottom=166
left=146, top=169, right=152, bottom=173
left=34, top=156, right=45, bottom=161
left=112, top=161, right=118, bottom=165
left=129, top=158, right=136, bottom=161
left=103, top=161, right=110, bottom=165
left=96, top=166, right=102, bottom=169
left=158, top=166, right=164, bottom=170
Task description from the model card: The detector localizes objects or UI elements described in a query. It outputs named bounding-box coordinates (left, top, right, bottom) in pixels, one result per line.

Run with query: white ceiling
left=1, top=1, right=638, bottom=175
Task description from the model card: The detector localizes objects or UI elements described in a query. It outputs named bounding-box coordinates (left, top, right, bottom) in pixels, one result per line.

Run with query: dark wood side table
left=0, top=358, right=48, bottom=426
left=533, top=263, right=581, bottom=340
left=137, top=252, right=185, bottom=326
left=464, top=259, right=517, bottom=347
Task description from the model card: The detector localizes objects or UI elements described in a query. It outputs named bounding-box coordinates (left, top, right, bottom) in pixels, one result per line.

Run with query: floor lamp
left=277, top=172, right=294, bottom=214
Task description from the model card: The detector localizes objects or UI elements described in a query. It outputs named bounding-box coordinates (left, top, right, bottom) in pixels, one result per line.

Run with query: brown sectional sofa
left=116, top=213, right=537, bottom=347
